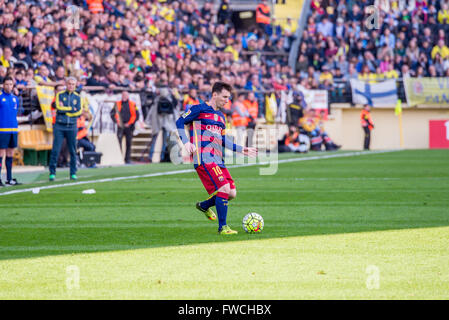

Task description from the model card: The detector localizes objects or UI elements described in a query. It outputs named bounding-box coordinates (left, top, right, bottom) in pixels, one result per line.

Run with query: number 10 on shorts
left=212, top=166, right=223, bottom=176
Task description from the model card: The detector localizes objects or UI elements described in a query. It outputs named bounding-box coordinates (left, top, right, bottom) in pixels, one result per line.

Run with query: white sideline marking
left=0, top=150, right=400, bottom=197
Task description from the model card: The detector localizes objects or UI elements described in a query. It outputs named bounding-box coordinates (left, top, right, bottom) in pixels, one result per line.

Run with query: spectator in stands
left=431, top=39, right=449, bottom=60
left=359, top=64, right=377, bottom=83
left=438, top=3, right=449, bottom=24
left=183, top=88, right=200, bottom=111
left=218, top=0, right=232, bottom=26
left=256, top=0, right=271, bottom=31
left=86, top=0, right=104, bottom=14
left=319, top=65, right=333, bottom=84
left=380, top=28, right=396, bottom=50
left=0, top=66, right=6, bottom=83
left=311, top=0, right=325, bottom=16
left=406, top=38, right=420, bottom=64
left=403, top=63, right=413, bottom=77
left=335, top=17, right=346, bottom=39
left=13, top=68, right=25, bottom=86
left=347, top=62, right=359, bottom=79
left=317, top=15, right=334, bottom=37
left=385, top=62, right=400, bottom=79
left=245, top=74, right=265, bottom=117
left=0, top=46, right=15, bottom=68
left=34, top=65, right=60, bottom=87
left=332, top=68, right=346, bottom=101
left=296, top=54, right=309, bottom=76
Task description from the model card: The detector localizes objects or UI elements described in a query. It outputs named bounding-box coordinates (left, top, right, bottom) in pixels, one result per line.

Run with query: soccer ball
left=242, top=213, right=264, bottom=233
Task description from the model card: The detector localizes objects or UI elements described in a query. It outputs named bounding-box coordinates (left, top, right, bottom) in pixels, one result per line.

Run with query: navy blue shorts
left=0, top=133, right=18, bottom=149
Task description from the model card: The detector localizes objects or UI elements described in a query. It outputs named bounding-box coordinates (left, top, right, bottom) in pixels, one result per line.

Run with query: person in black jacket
left=286, top=91, right=306, bottom=126
left=217, top=0, right=232, bottom=25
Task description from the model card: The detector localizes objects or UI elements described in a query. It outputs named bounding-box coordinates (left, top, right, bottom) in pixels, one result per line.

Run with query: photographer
left=146, top=87, right=180, bottom=162
left=278, top=126, right=307, bottom=153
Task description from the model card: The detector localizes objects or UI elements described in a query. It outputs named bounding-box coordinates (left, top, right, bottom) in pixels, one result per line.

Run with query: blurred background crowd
left=0, top=0, right=300, bottom=119
left=299, top=0, right=449, bottom=97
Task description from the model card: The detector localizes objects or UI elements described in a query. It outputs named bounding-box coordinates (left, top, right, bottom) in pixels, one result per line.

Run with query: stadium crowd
left=0, top=0, right=352, bottom=158
left=301, top=0, right=449, bottom=99
left=2, top=0, right=447, bottom=104
left=0, top=0, right=301, bottom=118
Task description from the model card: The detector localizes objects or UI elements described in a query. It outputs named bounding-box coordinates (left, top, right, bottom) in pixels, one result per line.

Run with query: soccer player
left=176, top=82, right=258, bottom=235
left=0, top=76, right=21, bottom=186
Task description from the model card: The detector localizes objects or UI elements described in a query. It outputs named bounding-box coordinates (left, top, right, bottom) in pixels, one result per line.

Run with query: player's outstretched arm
left=222, top=134, right=258, bottom=157
left=242, top=146, right=258, bottom=157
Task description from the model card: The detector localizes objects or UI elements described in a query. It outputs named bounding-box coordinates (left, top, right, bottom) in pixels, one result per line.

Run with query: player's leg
left=197, top=163, right=237, bottom=233
left=197, top=190, right=217, bottom=211
left=5, top=148, right=14, bottom=184
left=222, top=168, right=236, bottom=201
left=215, top=183, right=237, bottom=235
left=195, top=163, right=237, bottom=233
left=214, top=167, right=238, bottom=234
left=228, top=188, right=237, bottom=201
left=195, top=164, right=218, bottom=221
left=5, top=133, right=21, bottom=185
left=5, top=151, right=19, bottom=186
left=0, top=146, right=5, bottom=186
left=198, top=164, right=234, bottom=208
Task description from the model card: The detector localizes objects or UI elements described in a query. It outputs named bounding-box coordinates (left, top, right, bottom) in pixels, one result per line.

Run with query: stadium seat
left=18, top=130, right=53, bottom=166
left=18, top=130, right=52, bottom=151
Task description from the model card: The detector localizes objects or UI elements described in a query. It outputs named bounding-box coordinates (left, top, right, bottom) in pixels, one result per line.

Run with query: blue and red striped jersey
left=176, top=102, right=242, bottom=168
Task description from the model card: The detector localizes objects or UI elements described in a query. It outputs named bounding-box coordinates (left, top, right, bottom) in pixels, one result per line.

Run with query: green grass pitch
left=0, top=150, right=448, bottom=299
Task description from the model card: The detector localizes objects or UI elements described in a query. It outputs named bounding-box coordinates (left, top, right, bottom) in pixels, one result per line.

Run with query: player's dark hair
left=3, top=76, right=14, bottom=84
left=212, top=81, right=233, bottom=95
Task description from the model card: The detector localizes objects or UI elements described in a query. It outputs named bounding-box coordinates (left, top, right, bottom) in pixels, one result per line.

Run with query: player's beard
left=216, top=99, right=226, bottom=109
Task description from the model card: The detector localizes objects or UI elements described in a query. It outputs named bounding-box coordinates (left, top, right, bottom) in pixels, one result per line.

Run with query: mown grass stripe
left=0, top=150, right=399, bottom=197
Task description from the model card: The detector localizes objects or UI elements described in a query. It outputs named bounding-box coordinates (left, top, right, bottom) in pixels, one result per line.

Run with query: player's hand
left=184, top=142, right=197, bottom=154
left=242, top=147, right=258, bottom=158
